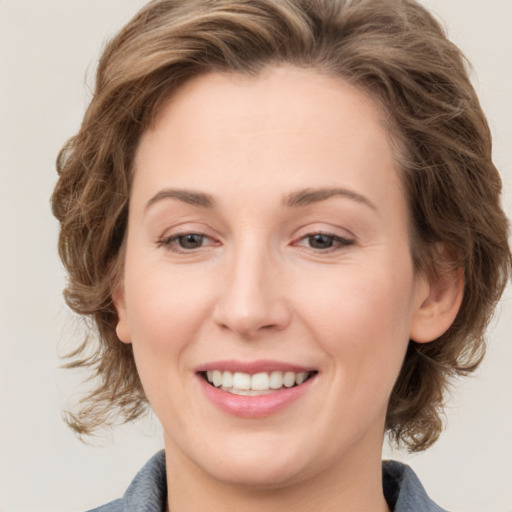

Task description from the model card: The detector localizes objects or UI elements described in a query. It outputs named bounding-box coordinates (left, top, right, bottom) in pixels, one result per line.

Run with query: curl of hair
left=52, top=0, right=511, bottom=448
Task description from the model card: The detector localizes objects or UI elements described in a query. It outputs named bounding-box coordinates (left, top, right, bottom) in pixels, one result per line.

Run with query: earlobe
left=410, top=266, right=464, bottom=344
left=113, top=284, right=132, bottom=344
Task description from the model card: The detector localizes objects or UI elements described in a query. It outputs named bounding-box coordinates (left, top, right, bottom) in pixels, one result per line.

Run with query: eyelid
left=290, top=225, right=356, bottom=254
left=156, top=221, right=221, bottom=252
left=156, top=221, right=217, bottom=240
left=292, top=222, right=355, bottom=240
left=157, top=232, right=221, bottom=253
left=296, top=232, right=353, bottom=246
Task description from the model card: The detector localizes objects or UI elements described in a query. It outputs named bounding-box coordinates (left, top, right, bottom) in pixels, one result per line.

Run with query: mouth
left=199, top=370, right=317, bottom=396
left=196, top=362, right=318, bottom=417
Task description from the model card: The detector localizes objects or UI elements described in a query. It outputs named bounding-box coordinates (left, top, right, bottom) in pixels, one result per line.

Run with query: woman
left=51, top=0, right=511, bottom=511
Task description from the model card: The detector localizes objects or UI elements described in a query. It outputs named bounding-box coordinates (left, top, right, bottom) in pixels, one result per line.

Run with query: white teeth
left=212, top=370, right=222, bottom=387
left=205, top=370, right=313, bottom=392
left=233, top=372, right=251, bottom=390
left=296, top=372, right=307, bottom=385
left=221, top=371, right=233, bottom=388
left=251, top=372, right=270, bottom=390
left=269, top=371, right=283, bottom=389
left=283, top=371, right=296, bottom=388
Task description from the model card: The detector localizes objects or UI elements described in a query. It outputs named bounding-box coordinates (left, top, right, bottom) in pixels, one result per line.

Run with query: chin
left=183, top=430, right=317, bottom=490
left=207, top=456, right=311, bottom=490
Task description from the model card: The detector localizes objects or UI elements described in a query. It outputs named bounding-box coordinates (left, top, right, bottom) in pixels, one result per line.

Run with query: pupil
left=179, top=234, right=203, bottom=249
left=310, top=234, right=333, bottom=249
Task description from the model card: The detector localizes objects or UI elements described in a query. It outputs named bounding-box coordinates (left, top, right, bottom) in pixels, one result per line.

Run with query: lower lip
left=198, top=375, right=315, bottom=418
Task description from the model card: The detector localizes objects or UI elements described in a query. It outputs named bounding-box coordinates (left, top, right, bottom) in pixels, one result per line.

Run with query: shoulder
left=86, top=498, right=123, bottom=512
left=383, top=460, right=449, bottom=512
left=86, top=453, right=446, bottom=512
left=86, top=451, right=167, bottom=512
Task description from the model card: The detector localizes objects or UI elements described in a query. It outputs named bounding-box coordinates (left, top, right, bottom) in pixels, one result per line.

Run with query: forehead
left=133, top=65, right=405, bottom=217
left=148, top=65, right=389, bottom=149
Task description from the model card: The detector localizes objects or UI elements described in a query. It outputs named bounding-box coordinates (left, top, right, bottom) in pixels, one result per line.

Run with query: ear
left=410, top=265, right=464, bottom=344
left=112, top=282, right=132, bottom=344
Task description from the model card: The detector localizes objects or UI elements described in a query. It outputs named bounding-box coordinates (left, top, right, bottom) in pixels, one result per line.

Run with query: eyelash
left=293, top=232, right=354, bottom=252
left=157, top=231, right=354, bottom=254
left=157, top=233, right=216, bottom=253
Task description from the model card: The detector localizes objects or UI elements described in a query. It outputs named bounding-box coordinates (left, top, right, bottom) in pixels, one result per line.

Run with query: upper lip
left=195, top=359, right=316, bottom=374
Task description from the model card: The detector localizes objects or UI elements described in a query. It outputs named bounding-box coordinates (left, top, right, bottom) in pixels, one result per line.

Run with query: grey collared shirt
left=87, top=450, right=448, bottom=511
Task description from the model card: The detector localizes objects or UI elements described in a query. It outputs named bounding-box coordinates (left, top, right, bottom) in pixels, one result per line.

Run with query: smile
left=203, top=370, right=315, bottom=395
left=196, top=363, right=318, bottom=417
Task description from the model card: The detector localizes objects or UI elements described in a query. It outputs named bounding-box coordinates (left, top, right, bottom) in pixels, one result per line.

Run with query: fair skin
left=115, top=66, right=462, bottom=512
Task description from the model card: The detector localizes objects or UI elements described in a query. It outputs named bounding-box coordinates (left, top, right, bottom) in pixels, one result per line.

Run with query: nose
left=213, top=242, right=292, bottom=338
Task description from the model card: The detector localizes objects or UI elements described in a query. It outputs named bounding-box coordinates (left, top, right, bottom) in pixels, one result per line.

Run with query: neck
left=164, top=435, right=390, bottom=512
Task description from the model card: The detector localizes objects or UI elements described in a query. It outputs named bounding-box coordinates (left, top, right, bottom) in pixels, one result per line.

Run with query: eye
left=295, top=232, right=354, bottom=252
left=158, top=232, right=215, bottom=252
left=308, top=233, right=337, bottom=249
left=176, top=233, right=207, bottom=249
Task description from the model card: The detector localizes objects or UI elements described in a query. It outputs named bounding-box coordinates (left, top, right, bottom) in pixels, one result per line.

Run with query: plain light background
left=0, top=1, right=510, bottom=511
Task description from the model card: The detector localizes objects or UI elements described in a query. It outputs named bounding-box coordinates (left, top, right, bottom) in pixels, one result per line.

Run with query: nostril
left=212, top=277, right=292, bottom=336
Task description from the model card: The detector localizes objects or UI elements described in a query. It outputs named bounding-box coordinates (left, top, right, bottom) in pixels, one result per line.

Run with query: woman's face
left=116, top=66, right=430, bottom=488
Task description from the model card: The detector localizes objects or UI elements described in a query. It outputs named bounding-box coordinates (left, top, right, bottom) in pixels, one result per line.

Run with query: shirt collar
left=115, top=451, right=448, bottom=512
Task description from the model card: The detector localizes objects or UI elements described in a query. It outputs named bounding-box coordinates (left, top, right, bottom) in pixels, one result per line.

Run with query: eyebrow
left=145, top=188, right=215, bottom=211
left=144, top=186, right=376, bottom=212
left=284, top=187, right=377, bottom=211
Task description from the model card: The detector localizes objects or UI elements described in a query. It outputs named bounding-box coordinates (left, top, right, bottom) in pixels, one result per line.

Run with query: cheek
left=123, top=262, right=216, bottom=356
left=296, top=262, right=415, bottom=376
left=122, top=266, right=216, bottom=419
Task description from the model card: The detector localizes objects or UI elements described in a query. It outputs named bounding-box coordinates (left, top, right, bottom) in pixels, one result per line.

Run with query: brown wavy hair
left=51, top=0, right=511, bottom=451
